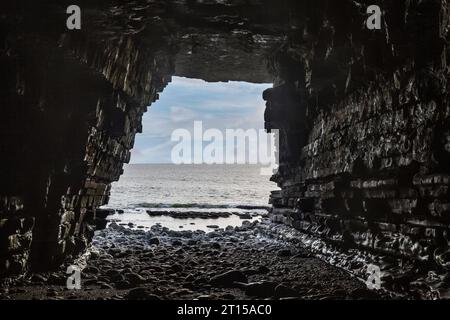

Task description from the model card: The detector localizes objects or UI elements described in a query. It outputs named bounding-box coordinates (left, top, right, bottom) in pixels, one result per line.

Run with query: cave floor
left=1, top=219, right=381, bottom=300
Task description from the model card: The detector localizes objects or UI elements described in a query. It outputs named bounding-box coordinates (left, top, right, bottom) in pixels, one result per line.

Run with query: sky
left=130, top=76, right=272, bottom=164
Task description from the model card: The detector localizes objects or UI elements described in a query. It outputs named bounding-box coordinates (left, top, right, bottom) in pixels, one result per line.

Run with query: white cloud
left=131, top=77, right=272, bottom=164
left=170, top=106, right=199, bottom=122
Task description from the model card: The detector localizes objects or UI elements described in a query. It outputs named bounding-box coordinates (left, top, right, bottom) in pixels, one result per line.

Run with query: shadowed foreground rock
left=0, top=0, right=449, bottom=298
left=0, top=220, right=382, bottom=300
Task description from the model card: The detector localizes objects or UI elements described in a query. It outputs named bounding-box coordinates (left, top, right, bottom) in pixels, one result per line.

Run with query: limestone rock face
left=0, top=0, right=449, bottom=281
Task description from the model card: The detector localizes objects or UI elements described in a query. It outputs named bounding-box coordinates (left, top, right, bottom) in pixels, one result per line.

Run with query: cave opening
left=1, top=0, right=449, bottom=301
left=103, top=76, right=279, bottom=232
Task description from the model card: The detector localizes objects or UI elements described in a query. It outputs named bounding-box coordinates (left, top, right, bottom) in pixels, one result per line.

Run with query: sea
left=103, top=164, right=279, bottom=231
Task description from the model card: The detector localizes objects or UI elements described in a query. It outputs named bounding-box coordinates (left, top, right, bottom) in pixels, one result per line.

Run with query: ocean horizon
left=107, top=163, right=278, bottom=210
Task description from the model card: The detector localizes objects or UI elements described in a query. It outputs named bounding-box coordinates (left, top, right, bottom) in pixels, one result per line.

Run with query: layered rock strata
left=267, top=0, right=450, bottom=277
left=0, top=0, right=449, bottom=288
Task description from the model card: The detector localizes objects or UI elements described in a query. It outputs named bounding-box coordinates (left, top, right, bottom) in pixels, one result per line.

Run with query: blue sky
left=130, top=76, right=272, bottom=164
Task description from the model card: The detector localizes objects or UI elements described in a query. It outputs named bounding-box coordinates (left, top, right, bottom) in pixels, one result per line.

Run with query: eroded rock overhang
left=0, top=0, right=449, bottom=289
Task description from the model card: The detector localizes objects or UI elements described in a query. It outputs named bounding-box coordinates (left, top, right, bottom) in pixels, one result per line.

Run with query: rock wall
left=0, top=0, right=286, bottom=276
left=267, top=0, right=450, bottom=276
left=0, top=0, right=174, bottom=274
left=0, top=0, right=449, bottom=285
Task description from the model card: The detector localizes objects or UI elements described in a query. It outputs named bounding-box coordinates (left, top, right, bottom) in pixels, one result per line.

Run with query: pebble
left=244, top=281, right=277, bottom=298
left=211, top=242, right=221, bottom=250
left=47, top=274, right=66, bottom=286
left=219, top=293, right=236, bottom=300
left=99, top=282, right=114, bottom=290
left=30, top=274, right=48, bottom=283
left=115, top=280, right=132, bottom=290
left=84, top=266, right=99, bottom=274
left=274, top=284, right=298, bottom=298
left=277, top=249, right=292, bottom=257
left=171, top=264, right=184, bottom=273
left=126, top=288, right=161, bottom=300
left=258, top=265, right=270, bottom=274
left=210, top=270, right=247, bottom=288
left=47, top=289, right=59, bottom=297
left=106, top=269, right=121, bottom=278
left=126, top=273, right=146, bottom=285
left=172, top=240, right=183, bottom=246
left=83, top=279, right=98, bottom=286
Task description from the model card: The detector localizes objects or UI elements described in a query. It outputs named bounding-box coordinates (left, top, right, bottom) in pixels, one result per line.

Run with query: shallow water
left=107, top=210, right=262, bottom=232
left=104, top=164, right=277, bottom=231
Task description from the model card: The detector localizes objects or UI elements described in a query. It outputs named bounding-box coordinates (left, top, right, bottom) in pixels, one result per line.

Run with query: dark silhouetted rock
left=210, top=270, right=247, bottom=287
left=149, top=237, right=160, bottom=245
left=244, top=281, right=278, bottom=298
left=126, top=288, right=161, bottom=300
left=275, top=284, right=298, bottom=298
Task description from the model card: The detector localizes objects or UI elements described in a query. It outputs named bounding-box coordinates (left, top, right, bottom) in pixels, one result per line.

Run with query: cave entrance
left=104, top=76, right=278, bottom=232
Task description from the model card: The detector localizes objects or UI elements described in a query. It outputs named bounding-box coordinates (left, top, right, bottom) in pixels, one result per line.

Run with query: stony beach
left=0, top=216, right=381, bottom=300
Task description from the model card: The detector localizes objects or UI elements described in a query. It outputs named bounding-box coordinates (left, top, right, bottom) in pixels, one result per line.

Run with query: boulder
left=210, top=270, right=247, bottom=287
